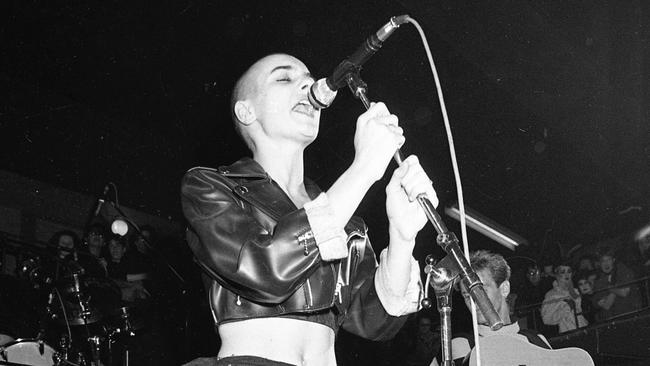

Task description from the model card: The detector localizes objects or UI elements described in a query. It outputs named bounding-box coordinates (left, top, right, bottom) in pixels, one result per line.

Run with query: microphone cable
left=403, top=15, right=483, bottom=366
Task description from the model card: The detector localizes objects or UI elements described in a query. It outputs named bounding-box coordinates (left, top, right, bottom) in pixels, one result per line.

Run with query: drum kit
left=0, top=259, right=146, bottom=366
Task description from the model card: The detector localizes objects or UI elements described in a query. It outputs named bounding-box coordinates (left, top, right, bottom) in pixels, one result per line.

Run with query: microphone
left=308, top=15, right=409, bottom=109
left=93, top=184, right=110, bottom=216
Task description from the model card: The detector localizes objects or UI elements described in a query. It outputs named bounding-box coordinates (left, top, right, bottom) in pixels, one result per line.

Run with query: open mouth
left=292, top=100, right=315, bottom=118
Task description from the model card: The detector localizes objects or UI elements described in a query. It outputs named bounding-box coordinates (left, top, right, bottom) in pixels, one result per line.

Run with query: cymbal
left=56, top=274, right=120, bottom=294
left=55, top=307, right=103, bottom=326
left=51, top=296, right=103, bottom=326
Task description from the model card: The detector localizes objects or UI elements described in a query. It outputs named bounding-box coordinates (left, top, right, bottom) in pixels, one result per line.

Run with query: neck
left=254, top=143, right=306, bottom=200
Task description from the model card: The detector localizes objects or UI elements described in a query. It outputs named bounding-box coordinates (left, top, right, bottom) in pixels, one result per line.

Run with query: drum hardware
left=0, top=361, right=34, bottom=366
left=6, top=261, right=143, bottom=366
left=106, top=307, right=137, bottom=366
left=0, top=339, right=57, bottom=366
left=50, top=278, right=103, bottom=326
left=54, top=335, right=71, bottom=365
left=87, top=336, right=102, bottom=366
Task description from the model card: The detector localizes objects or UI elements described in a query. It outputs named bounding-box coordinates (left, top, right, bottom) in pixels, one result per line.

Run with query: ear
left=234, top=100, right=256, bottom=126
left=499, top=280, right=511, bottom=298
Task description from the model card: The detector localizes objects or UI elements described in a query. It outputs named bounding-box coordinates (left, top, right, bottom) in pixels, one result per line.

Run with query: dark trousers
left=185, top=355, right=296, bottom=366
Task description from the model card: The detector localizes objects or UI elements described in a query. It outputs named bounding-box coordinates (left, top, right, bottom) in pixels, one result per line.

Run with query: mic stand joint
left=422, top=254, right=460, bottom=366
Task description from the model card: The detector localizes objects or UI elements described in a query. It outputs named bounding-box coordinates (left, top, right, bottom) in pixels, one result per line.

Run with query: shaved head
left=230, top=59, right=261, bottom=149
left=230, top=53, right=311, bottom=150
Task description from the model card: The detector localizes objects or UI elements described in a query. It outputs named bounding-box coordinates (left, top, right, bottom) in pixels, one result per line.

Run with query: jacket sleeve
left=540, top=291, right=571, bottom=326
left=339, top=236, right=413, bottom=341
left=181, top=168, right=321, bottom=303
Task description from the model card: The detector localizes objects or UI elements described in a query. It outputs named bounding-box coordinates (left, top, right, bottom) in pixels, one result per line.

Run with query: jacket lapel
left=220, top=157, right=300, bottom=221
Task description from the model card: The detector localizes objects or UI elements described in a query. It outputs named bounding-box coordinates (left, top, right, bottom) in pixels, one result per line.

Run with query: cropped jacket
left=181, top=157, right=412, bottom=340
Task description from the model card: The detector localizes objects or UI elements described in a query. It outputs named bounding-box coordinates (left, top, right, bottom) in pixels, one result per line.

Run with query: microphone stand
left=422, top=255, right=459, bottom=366
left=344, top=71, right=503, bottom=331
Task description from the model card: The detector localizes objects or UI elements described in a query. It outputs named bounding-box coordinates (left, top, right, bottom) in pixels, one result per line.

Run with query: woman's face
left=108, top=240, right=126, bottom=261
left=555, top=265, right=573, bottom=286
left=577, top=279, right=593, bottom=295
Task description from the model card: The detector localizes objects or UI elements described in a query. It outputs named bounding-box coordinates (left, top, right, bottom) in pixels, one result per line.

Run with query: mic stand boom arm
left=109, top=202, right=187, bottom=290
left=345, top=71, right=503, bottom=331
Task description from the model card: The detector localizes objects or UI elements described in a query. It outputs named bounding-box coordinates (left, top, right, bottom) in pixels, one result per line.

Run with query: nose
left=300, top=76, right=314, bottom=91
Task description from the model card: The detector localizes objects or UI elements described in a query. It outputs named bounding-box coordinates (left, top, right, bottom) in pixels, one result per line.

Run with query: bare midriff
left=218, top=318, right=336, bottom=366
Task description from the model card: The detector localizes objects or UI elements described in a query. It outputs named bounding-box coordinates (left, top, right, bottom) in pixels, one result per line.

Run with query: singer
left=181, top=53, right=437, bottom=366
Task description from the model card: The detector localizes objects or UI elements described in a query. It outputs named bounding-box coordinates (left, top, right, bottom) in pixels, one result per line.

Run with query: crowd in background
left=42, top=223, right=160, bottom=307
left=345, top=223, right=650, bottom=366
left=511, top=224, right=650, bottom=338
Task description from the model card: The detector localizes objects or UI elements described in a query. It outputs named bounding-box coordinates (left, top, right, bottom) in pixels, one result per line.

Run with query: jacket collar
left=218, top=157, right=268, bottom=179
left=219, top=157, right=367, bottom=238
left=220, top=157, right=321, bottom=199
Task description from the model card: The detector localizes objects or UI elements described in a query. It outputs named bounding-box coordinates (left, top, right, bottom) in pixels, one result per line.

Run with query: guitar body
left=469, top=335, right=594, bottom=366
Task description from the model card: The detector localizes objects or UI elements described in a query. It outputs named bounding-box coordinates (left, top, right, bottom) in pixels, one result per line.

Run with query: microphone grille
left=308, top=79, right=337, bottom=109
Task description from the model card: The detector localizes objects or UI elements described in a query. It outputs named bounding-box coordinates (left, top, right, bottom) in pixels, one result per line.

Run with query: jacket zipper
left=305, top=278, right=314, bottom=308
left=332, top=263, right=342, bottom=304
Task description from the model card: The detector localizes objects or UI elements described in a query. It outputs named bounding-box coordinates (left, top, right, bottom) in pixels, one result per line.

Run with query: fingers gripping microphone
left=308, top=15, right=409, bottom=109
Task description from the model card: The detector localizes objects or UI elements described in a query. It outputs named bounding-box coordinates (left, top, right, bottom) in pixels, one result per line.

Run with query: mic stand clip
left=422, top=254, right=459, bottom=366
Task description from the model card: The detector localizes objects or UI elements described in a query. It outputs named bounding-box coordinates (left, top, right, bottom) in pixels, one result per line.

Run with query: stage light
left=444, top=204, right=528, bottom=250
left=111, top=218, right=129, bottom=236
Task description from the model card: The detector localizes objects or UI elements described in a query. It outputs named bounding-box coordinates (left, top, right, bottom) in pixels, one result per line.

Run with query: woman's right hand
left=352, top=102, right=405, bottom=182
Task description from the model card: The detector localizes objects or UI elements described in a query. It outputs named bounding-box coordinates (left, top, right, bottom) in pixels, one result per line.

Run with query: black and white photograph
left=1, top=1, right=649, bottom=365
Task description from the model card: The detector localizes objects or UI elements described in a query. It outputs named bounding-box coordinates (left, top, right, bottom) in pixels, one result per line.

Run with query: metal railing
left=514, top=275, right=650, bottom=337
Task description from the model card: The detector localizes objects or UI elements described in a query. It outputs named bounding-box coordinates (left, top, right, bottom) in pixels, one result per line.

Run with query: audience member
left=540, top=262, right=588, bottom=333
left=121, top=225, right=160, bottom=304
left=574, top=271, right=597, bottom=324
left=405, top=313, right=440, bottom=366
left=79, top=224, right=108, bottom=278
left=592, top=247, right=642, bottom=320
left=123, top=225, right=156, bottom=279
left=107, top=234, right=150, bottom=303
left=430, top=250, right=550, bottom=366
left=106, top=234, right=128, bottom=281
left=577, top=254, right=596, bottom=272
left=628, top=225, right=650, bottom=277
left=41, top=230, right=83, bottom=283
left=514, top=263, right=546, bottom=331
left=538, top=259, right=556, bottom=294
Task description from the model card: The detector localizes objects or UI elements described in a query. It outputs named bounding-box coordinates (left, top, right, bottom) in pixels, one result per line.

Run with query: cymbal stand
left=68, top=273, right=101, bottom=366
left=107, top=307, right=135, bottom=366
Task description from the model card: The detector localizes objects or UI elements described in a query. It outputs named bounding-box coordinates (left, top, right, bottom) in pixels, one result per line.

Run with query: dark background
left=2, top=1, right=650, bottom=364
left=2, top=0, right=649, bottom=285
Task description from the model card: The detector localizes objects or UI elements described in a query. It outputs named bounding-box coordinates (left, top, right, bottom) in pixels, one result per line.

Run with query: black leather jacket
left=181, top=157, right=406, bottom=340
